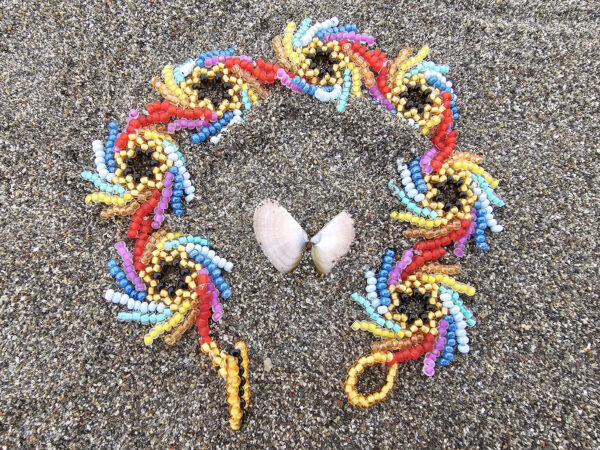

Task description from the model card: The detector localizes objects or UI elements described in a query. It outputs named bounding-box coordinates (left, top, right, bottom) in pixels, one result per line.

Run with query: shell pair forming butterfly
left=253, top=199, right=356, bottom=274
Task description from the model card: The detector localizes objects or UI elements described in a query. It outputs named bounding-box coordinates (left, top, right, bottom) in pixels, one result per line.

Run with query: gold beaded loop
left=225, top=356, right=244, bottom=430
left=344, top=351, right=397, bottom=408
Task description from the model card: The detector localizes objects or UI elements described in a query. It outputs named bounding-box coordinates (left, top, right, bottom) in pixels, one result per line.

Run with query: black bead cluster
left=122, top=146, right=160, bottom=184
left=192, top=72, right=233, bottom=107
left=397, top=292, right=433, bottom=325
left=433, top=175, right=467, bottom=212
left=400, top=85, right=434, bottom=115
left=308, top=47, right=337, bottom=78
left=153, top=259, right=190, bottom=299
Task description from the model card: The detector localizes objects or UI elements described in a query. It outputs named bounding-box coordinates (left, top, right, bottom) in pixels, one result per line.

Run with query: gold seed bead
left=163, top=301, right=199, bottom=346
left=370, top=334, right=424, bottom=352
left=140, top=228, right=169, bottom=265
left=225, top=356, right=243, bottom=430
left=230, top=65, right=270, bottom=99
left=234, top=341, right=251, bottom=410
left=419, top=262, right=461, bottom=275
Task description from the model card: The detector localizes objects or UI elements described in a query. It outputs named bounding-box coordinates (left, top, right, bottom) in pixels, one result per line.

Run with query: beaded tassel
left=102, top=233, right=248, bottom=429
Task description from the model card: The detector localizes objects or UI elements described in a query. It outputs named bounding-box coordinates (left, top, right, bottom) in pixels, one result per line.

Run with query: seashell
left=253, top=199, right=308, bottom=273
left=310, top=211, right=355, bottom=274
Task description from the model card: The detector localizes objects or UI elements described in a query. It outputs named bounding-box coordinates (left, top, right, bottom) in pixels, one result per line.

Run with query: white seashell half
left=310, top=211, right=355, bottom=274
left=253, top=199, right=308, bottom=273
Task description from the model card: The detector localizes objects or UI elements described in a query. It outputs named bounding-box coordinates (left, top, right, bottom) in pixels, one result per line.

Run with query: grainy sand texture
left=0, top=0, right=599, bottom=448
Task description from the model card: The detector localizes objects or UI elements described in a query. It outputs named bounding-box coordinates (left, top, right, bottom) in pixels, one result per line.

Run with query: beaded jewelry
left=81, top=16, right=504, bottom=428
left=81, top=37, right=286, bottom=429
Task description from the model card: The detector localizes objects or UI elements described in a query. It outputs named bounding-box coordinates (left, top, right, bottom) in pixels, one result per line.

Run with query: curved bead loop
left=344, top=351, right=398, bottom=408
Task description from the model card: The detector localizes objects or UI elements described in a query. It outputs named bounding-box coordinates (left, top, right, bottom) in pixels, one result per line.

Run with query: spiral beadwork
left=80, top=45, right=273, bottom=428
left=81, top=16, right=504, bottom=428
left=337, top=16, right=504, bottom=404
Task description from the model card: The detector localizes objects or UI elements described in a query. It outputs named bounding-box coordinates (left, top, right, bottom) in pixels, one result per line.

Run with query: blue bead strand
left=376, top=249, right=395, bottom=308
left=80, top=171, right=126, bottom=195
left=190, top=111, right=234, bottom=144
left=473, top=203, right=489, bottom=250
left=107, top=259, right=146, bottom=300
left=436, top=315, right=457, bottom=366
left=169, top=169, right=185, bottom=216
left=409, top=157, right=428, bottom=194
left=292, top=18, right=312, bottom=48
left=336, top=69, right=352, bottom=112
left=195, top=48, right=235, bottom=68
left=104, top=121, right=119, bottom=174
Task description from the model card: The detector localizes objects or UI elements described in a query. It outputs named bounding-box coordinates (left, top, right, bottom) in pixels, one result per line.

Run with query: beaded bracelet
left=80, top=16, right=504, bottom=429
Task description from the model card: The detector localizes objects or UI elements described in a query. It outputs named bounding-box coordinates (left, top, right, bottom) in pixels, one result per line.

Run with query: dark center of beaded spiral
left=400, top=85, right=433, bottom=115
left=192, top=72, right=233, bottom=108
left=433, top=176, right=467, bottom=212
left=308, top=47, right=337, bottom=79
left=154, top=259, right=190, bottom=300
left=123, top=146, right=160, bottom=183
left=398, top=292, right=434, bottom=325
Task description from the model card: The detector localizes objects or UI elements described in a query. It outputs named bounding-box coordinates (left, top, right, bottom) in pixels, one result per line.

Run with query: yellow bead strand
left=351, top=320, right=403, bottom=338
